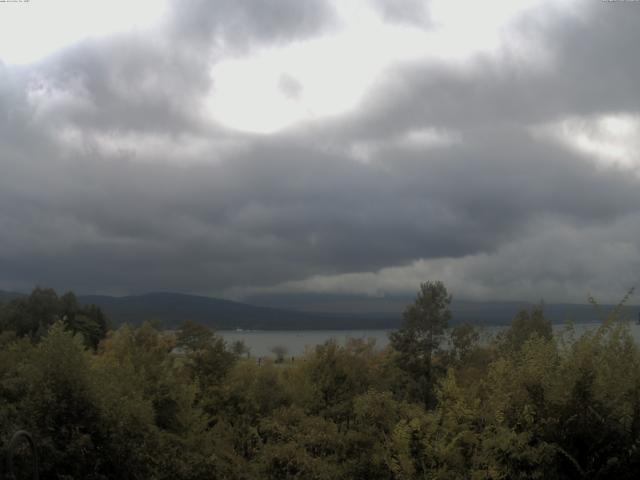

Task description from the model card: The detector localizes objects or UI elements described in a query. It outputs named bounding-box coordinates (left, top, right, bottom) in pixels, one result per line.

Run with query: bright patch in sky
left=205, top=6, right=426, bottom=134
left=0, top=0, right=168, bottom=65
left=535, top=113, right=640, bottom=175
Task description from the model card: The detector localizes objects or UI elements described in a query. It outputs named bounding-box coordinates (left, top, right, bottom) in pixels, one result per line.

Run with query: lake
left=220, top=321, right=640, bottom=358
left=219, top=329, right=393, bottom=357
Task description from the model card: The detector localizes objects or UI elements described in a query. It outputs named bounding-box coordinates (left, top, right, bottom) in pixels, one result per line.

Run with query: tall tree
left=390, top=281, right=452, bottom=406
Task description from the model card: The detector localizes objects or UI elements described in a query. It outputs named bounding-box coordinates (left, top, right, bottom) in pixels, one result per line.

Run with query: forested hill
left=2, top=290, right=639, bottom=330
left=0, top=290, right=22, bottom=303
left=74, top=292, right=399, bottom=330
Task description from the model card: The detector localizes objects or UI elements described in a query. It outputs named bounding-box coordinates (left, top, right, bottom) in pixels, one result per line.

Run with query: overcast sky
left=1, top=0, right=639, bottom=303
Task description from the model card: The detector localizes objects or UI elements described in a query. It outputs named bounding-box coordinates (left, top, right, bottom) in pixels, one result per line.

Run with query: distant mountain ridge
left=245, top=292, right=640, bottom=326
left=1, top=290, right=638, bottom=330
left=77, top=292, right=398, bottom=330
left=0, top=290, right=23, bottom=303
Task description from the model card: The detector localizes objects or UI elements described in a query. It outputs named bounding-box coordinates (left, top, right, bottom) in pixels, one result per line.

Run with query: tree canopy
left=0, top=287, right=108, bottom=348
left=2, top=284, right=640, bottom=479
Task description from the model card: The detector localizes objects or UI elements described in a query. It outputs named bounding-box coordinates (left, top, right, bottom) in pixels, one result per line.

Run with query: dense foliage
left=1, top=286, right=640, bottom=479
left=0, top=288, right=108, bottom=349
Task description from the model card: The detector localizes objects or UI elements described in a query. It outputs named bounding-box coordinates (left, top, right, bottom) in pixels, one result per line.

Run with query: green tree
left=389, top=281, right=452, bottom=407
left=232, top=339, right=250, bottom=358
left=18, top=322, right=104, bottom=478
left=449, top=322, right=480, bottom=363
left=175, top=320, right=214, bottom=352
left=271, top=345, right=288, bottom=363
left=72, top=303, right=109, bottom=349
left=0, top=287, right=61, bottom=340
left=0, top=288, right=108, bottom=348
left=95, top=322, right=218, bottom=479
left=291, top=339, right=377, bottom=424
left=497, top=306, right=552, bottom=354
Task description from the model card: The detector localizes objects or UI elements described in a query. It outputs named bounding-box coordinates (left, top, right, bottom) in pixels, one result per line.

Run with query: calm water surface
left=220, top=322, right=640, bottom=358
left=220, top=329, right=393, bottom=357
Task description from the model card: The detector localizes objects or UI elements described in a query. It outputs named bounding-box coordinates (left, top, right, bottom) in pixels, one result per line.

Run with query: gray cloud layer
left=1, top=0, right=639, bottom=302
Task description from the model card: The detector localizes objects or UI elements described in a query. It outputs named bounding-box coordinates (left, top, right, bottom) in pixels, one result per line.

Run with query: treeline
left=1, top=283, right=640, bottom=479
left=0, top=287, right=109, bottom=348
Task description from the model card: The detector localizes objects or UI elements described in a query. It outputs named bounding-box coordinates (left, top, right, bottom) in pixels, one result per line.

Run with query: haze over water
left=220, top=321, right=640, bottom=357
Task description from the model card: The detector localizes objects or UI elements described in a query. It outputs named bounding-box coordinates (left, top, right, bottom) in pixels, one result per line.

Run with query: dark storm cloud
left=2, top=124, right=639, bottom=295
left=40, top=38, right=211, bottom=134
left=1, top=0, right=640, bottom=300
